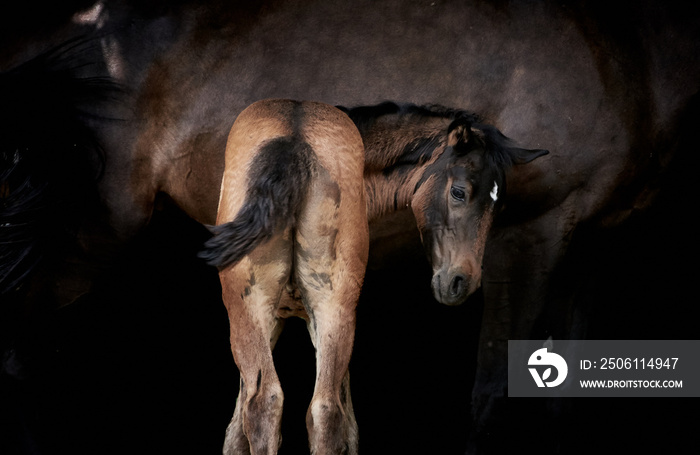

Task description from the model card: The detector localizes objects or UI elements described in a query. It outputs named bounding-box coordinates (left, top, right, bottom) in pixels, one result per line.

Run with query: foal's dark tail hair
left=0, top=38, right=122, bottom=296
left=199, top=137, right=314, bottom=270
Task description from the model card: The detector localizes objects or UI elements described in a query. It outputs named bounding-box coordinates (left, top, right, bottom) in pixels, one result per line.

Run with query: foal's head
left=412, top=115, right=548, bottom=305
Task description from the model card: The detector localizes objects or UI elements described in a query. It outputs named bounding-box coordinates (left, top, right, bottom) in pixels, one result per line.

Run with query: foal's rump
left=200, top=99, right=367, bottom=273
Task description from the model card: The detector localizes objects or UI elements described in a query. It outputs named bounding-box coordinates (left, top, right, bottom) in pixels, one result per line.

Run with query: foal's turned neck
left=363, top=143, right=444, bottom=222
left=355, top=111, right=449, bottom=222
left=364, top=171, right=418, bottom=222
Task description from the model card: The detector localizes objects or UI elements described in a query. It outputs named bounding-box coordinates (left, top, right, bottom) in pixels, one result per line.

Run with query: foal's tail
left=199, top=137, right=314, bottom=270
left=0, top=39, right=121, bottom=296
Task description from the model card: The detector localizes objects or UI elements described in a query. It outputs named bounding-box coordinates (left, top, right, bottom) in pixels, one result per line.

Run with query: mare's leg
left=220, top=234, right=292, bottom=455
left=295, top=178, right=368, bottom=455
left=471, top=208, right=576, bottom=453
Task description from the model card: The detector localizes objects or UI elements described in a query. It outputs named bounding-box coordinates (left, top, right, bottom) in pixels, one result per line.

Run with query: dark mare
left=2, top=1, right=699, bottom=454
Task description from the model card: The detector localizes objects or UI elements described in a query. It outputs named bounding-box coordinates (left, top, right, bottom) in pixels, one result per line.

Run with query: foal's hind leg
left=220, top=234, right=292, bottom=455
left=225, top=319, right=285, bottom=455
left=295, top=179, right=368, bottom=455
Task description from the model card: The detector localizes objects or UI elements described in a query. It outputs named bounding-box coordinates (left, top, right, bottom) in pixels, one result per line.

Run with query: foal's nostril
left=449, top=274, right=466, bottom=297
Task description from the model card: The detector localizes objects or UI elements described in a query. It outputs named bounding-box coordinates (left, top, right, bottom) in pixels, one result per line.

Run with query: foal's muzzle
left=431, top=270, right=472, bottom=306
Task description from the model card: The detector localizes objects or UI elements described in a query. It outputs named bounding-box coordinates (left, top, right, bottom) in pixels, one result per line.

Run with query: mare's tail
left=0, top=39, right=121, bottom=296
left=199, top=137, right=314, bottom=269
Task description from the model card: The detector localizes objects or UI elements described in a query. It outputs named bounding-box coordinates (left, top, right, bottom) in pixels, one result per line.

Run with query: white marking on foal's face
left=490, top=181, right=498, bottom=202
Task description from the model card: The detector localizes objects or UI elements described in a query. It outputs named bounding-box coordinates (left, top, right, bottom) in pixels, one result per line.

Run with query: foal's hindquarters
left=203, top=99, right=368, bottom=455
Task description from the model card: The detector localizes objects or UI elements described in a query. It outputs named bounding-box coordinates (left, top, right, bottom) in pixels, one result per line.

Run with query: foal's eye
left=450, top=186, right=466, bottom=202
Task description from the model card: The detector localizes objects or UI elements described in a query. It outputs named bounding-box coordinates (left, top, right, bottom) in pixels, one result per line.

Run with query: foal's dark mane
left=338, top=101, right=526, bottom=176
left=339, top=101, right=480, bottom=129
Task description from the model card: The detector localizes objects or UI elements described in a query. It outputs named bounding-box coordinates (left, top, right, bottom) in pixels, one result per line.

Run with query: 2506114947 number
left=598, top=358, right=679, bottom=370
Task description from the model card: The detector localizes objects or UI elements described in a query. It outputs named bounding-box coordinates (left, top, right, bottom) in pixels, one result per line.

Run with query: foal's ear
left=447, top=118, right=471, bottom=148
left=507, top=146, right=549, bottom=165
